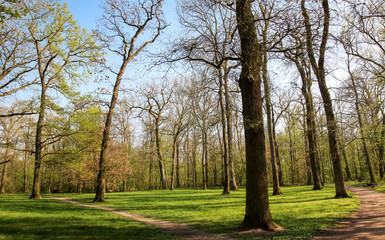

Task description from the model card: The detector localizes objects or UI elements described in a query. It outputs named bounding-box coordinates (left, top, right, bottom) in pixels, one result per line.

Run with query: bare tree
left=301, top=0, right=348, bottom=198
left=93, top=0, right=166, bottom=202
left=135, top=81, right=172, bottom=190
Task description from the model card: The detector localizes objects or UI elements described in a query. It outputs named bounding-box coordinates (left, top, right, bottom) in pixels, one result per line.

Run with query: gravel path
left=314, top=185, right=385, bottom=240
left=49, top=197, right=232, bottom=240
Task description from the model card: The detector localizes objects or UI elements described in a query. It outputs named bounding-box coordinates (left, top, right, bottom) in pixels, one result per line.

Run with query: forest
left=0, top=0, right=384, bottom=233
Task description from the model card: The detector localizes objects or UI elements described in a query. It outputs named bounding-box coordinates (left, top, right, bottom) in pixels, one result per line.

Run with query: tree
left=0, top=112, right=22, bottom=194
left=301, top=0, right=348, bottom=198
left=26, top=0, right=101, bottom=199
left=93, top=0, right=166, bottom=202
left=235, top=0, right=278, bottom=230
left=281, top=19, right=323, bottom=189
left=258, top=1, right=282, bottom=195
left=135, top=81, right=172, bottom=190
left=169, top=81, right=189, bottom=190
left=0, top=3, right=37, bottom=98
left=175, top=0, right=240, bottom=193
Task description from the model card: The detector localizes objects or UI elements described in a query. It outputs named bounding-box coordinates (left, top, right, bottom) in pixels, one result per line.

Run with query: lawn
left=346, top=180, right=385, bottom=193
left=0, top=194, right=177, bottom=240
left=48, top=185, right=359, bottom=239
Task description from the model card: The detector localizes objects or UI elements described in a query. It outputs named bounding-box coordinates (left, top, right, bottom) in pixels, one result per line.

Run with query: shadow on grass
left=0, top=195, right=177, bottom=240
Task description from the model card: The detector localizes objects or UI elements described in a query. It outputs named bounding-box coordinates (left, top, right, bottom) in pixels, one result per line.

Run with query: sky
left=62, top=0, right=182, bottom=91
left=64, top=0, right=179, bottom=34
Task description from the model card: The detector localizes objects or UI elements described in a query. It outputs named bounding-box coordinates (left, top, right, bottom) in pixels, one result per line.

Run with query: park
left=1, top=0, right=385, bottom=239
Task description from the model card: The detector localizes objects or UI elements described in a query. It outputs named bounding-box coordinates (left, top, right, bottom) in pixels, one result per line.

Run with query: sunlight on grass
left=52, top=185, right=359, bottom=239
left=346, top=180, right=385, bottom=193
left=0, top=195, right=177, bottom=240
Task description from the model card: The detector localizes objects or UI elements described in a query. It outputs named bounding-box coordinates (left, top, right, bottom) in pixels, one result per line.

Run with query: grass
left=0, top=194, right=177, bottom=240
left=49, top=185, right=359, bottom=239
left=346, top=180, right=385, bottom=193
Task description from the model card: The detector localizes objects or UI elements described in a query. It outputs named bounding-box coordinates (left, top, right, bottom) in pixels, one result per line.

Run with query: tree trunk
left=201, top=129, right=207, bottom=190
left=340, top=143, right=352, bottom=180
left=176, top=143, right=180, bottom=188
left=236, top=0, right=277, bottom=230
left=379, top=115, right=385, bottom=179
left=272, top=111, right=284, bottom=186
left=94, top=61, right=128, bottom=202
left=218, top=69, right=230, bottom=194
left=0, top=164, right=8, bottom=194
left=294, top=58, right=323, bottom=190
left=154, top=118, right=167, bottom=190
left=30, top=86, right=48, bottom=199
left=349, top=64, right=375, bottom=184
left=224, top=68, right=238, bottom=191
left=170, top=134, right=179, bottom=190
left=262, top=48, right=281, bottom=195
left=301, top=0, right=348, bottom=198
left=288, top=125, right=295, bottom=185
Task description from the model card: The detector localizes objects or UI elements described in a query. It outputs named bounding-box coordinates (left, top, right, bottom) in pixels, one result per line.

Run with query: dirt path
left=314, top=185, right=385, bottom=240
left=48, top=197, right=232, bottom=240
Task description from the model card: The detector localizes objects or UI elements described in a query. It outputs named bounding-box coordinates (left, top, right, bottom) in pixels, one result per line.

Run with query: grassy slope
left=0, top=194, right=177, bottom=240
left=51, top=185, right=359, bottom=239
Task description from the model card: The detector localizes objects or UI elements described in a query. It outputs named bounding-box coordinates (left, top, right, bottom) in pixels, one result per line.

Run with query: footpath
left=49, top=197, right=232, bottom=240
left=314, top=185, right=385, bottom=239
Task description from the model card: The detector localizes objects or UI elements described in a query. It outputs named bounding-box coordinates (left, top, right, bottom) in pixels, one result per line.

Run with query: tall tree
left=136, top=81, right=172, bottom=190
left=26, top=0, right=100, bottom=199
left=235, top=0, right=278, bottom=230
left=93, top=0, right=166, bottom=202
left=301, top=0, right=348, bottom=198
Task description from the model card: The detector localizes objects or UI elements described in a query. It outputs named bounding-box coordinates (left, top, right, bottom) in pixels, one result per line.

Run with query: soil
left=314, top=185, right=385, bottom=240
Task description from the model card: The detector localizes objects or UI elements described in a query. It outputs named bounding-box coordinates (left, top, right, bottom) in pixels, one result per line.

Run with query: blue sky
left=64, top=0, right=179, bottom=32
left=62, top=0, right=182, bottom=93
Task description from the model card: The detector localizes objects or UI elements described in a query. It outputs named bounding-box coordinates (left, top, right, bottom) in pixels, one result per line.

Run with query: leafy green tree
left=25, top=0, right=101, bottom=199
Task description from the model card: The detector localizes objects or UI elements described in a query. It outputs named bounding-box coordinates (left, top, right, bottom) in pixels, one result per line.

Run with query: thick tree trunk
left=301, top=0, right=348, bottom=198
left=236, top=0, right=277, bottom=230
left=94, top=61, right=128, bottom=202
left=0, top=164, right=8, bottom=194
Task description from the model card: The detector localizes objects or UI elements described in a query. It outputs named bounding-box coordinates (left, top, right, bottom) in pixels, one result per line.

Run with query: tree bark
left=0, top=164, right=8, bottom=194
left=348, top=63, right=375, bottom=184
left=293, top=57, right=323, bottom=190
left=236, top=0, right=277, bottom=230
left=379, top=115, right=385, bottom=179
left=301, top=0, right=348, bottom=197
left=218, top=69, right=230, bottom=194
left=30, top=86, right=47, bottom=199
left=94, top=61, right=128, bottom=202
left=224, top=68, right=238, bottom=191
left=262, top=48, right=281, bottom=195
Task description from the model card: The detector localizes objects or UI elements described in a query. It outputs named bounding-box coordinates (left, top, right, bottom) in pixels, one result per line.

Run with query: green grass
left=346, top=180, right=385, bottom=193
left=0, top=194, right=177, bottom=240
left=50, top=185, right=359, bottom=239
